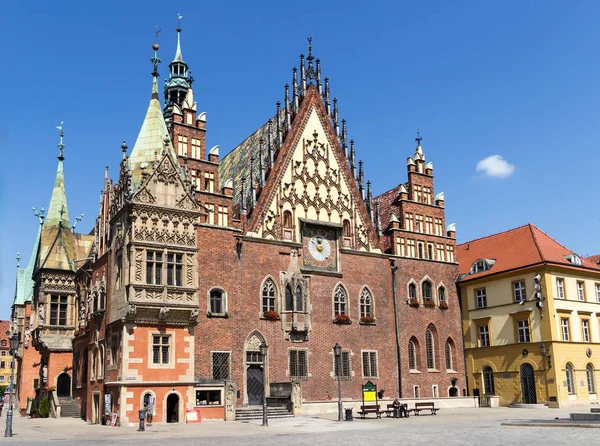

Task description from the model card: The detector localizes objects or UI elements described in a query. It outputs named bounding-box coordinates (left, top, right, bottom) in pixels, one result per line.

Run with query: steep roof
left=457, top=224, right=600, bottom=281
left=587, top=254, right=600, bottom=266
left=0, top=321, right=11, bottom=345
left=128, top=76, right=179, bottom=190
left=13, top=223, right=42, bottom=306
left=219, top=116, right=277, bottom=206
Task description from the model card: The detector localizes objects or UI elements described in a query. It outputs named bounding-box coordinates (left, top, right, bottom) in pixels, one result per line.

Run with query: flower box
left=333, top=314, right=352, bottom=325
left=408, top=299, right=420, bottom=307
left=423, top=300, right=436, bottom=308
left=263, top=311, right=280, bottom=321
left=439, top=302, right=449, bottom=309
left=360, top=316, right=376, bottom=324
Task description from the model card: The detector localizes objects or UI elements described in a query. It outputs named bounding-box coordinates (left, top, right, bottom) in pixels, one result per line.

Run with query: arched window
left=483, top=366, right=495, bottom=395
left=408, top=339, right=417, bottom=370
left=98, top=346, right=105, bottom=379
left=295, top=286, right=304, bottom=312
left=91, top=348, right=97, bottom=380
left=285, top=286, right=293, bottom=311
left=445, top=340, right=453, bottom=370
left=343, top=219, right=351, bottom=237
left=426, top=329, right=435, bottom=369
left=93, top=291, right=99, bottom=313
left=422, top=281, right=433, bottom=302
left=566, top=363, right=575, bottom=394
left=418, top=243, right=424, bottom=259
left=283, top=210, right=293, bottom=229
left=209, top=289, right=226, bottom=315
left=334, top=285, right=348, bottom=316
left=99, top=288, right=106, bottom=310
left=427, top=244, right=433, bottom=259
left=408, top=283, right=417, bottom=300
left=438, top=286, right=446, bottom=303
left=261, top=279, right=277, bottom=313
left=360, top=288, right=373, bottom=318
left=587, top=364, right=596, bottom=394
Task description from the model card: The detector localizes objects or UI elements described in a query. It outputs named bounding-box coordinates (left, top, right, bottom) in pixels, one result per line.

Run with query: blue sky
left=1, top=1, right=599, bottom=319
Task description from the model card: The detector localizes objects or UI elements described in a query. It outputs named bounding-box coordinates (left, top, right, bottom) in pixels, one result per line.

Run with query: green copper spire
left=13, top=214, right=43, bottom=306
left=46, top=126, right=71, bottom=228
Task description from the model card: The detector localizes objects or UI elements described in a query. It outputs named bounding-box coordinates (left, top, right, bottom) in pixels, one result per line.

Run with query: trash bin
left=138, top=409, right=147, bottom=431
left=344, top=408, right=353, bottom=421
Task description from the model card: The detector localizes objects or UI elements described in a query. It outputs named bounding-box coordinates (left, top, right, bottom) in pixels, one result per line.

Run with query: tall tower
left=163, top=25, right=193, bottom=123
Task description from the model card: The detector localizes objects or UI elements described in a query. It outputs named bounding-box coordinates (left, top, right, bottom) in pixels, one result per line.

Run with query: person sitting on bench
left=392, top=398, right=408, bottom=418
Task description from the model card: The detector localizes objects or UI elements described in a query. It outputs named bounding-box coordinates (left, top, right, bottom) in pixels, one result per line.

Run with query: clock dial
left=302, top=224, right=338, bottom=272
left=308, top=236, right=331, bottom=261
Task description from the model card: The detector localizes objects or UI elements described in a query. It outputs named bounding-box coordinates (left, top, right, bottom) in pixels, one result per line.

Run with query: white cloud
left=476, top=155, right=515, bottom=179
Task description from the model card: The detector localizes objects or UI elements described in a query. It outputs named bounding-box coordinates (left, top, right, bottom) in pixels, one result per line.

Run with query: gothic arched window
left=445, top=339, right=453, bottom=370
left=566, top=363, right=575, bottom=394
left=261, top=279, right=277, bottom=313
left=334, top=285, right=348, bottom=316
left=343, top=219, right=351, bottom=237
left=426, top=328, right=435, bottom=369
left=359, top=288, right=373, bottom=318
left=587, top=363, right=596, bottom=394
left=283, top=211, right=293, bottom=229
left=408, top=283, right=417, bottom=300
left=438, top=286, right=446, bottom=303
left=408, top=339, right=418, bottom=370
left=285, top=285, right=293, bottom=311
left=295, top=286, right=304, bottom=312
left=422, top=281, right=433, bottom=302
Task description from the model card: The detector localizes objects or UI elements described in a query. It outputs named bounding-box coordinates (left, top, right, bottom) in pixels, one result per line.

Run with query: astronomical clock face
left=302, top=224, right=338, bottom=272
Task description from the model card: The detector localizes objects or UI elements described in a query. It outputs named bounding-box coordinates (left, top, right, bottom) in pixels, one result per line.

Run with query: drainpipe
left=389, top=259, right=402, bottom=398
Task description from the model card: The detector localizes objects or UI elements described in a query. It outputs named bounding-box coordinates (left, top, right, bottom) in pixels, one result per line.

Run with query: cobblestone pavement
left=2, top=406, right=598, bottom=445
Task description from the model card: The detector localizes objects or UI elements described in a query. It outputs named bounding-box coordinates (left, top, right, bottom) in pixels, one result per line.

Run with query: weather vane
left=33, top=206, right=46, bottom=225
left=415, top=129, right=423, bottom=145
left=16, top=253, right=21, bottom=268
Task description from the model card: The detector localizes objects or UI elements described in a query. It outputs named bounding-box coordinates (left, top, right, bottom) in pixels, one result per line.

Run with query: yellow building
left=457, top=224, right=600, bottom=408
left=0, top=320, right=18, bottom=392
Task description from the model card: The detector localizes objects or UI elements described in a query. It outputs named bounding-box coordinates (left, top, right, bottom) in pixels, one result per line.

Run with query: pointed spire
left=150, top=43, right=161, bottom=99
left=292, top=68, right=299, bottom=113
left=341, top=119, right=348, bottom=156
left=332, top=98, right=339, bottom=136
left=267, top=120, right=274, bottom=167
left=366, top=181, right=374, bottom=222
left=250, top=156, right=256, bottom=207
left=358, top=160, right=365, bottom=199
left=46, top=126, right=71, bottom=228
left=174, top=15, right=184, bottom=62
left=16, top=253, right=21, bottom=269
left=375, top=202, right=382, bottom=236
left=324, top=77, right=331, bottom=115
left=284, top=84, right=291, bottom=130
left=350, top=139, right=356, bottom=178
left=276, top=101, right=282, bottom=149
left=259, top=138, right=265, bottom=187
left=300, top=54, right=306, bottom=95
left=316, top=59, right=322, bottom=95
left=305, top=36, right=316, bottom=82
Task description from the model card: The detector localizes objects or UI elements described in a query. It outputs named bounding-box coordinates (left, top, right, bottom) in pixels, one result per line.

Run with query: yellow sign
left=363, top=391, right=376, bottom=402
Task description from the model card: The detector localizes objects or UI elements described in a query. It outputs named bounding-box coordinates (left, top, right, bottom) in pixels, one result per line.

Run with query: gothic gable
left=131, top=152, right=197, bottom=211
left=248, top=86, right=380, bottom=252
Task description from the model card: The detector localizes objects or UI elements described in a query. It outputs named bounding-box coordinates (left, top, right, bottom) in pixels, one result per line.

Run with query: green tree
left=39, top=396, right=50, bottom=418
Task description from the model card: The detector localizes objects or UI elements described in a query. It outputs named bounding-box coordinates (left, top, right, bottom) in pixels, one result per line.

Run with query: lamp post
left=4, top=331, right=19, bottom=437
left=333, top=343, right=342, bottom=421
left=260, top=341, right=268, bottom=426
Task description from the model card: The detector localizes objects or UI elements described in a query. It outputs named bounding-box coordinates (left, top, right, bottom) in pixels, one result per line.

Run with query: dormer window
left=566, top=254, right=582, bottom=265
left=470, top=259, right=495, bottom=274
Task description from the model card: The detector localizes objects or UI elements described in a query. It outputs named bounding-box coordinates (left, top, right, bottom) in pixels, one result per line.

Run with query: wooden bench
left=410, top=402, right=439, bottom=415
left=385, top=403, right=409, bottom=418
left=357, top=404, right=381, bottom=419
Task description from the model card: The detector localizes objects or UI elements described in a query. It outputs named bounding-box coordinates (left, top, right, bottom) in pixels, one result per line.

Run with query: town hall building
left=11, top=25, right=468, bottom=424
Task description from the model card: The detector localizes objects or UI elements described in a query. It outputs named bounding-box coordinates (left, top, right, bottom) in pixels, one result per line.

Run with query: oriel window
left=146, top=251, right=163, bottom=285
left=50, top=295, right=68, bottom=326
left=167, top=253, right=183, bottom=286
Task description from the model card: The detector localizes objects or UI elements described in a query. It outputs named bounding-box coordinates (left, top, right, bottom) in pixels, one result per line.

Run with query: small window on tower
left=343, top=220, right=351, bottom=237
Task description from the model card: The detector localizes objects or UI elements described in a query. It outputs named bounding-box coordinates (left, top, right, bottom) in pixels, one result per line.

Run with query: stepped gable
left=457, top=223, right=599, bottom=279
left=372, top=186, right=404, bottom=253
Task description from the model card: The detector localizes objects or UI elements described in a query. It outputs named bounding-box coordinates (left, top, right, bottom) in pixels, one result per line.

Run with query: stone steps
left=57, top=397, right=81, bottom=418
left=235, top=406, right=293, bottom=421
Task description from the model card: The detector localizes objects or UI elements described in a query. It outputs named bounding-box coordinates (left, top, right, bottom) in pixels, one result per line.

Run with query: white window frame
left=207, top=287, right=228, bottom=317
left=577, top=281, right=585, bottom=301
left=561, top=318, right=570, bottom=341
left=478, top=324, right=490, bottom=347
left=148, top=332, right=173, bottom=369
left=513, top=280, right=526, bottom=302
left=517, top=319, right=530, bottom=343
left=582, top=319, right=590, bottom=343
left=596, top=283, right=600, bottom=303
left=556, top=278, right=565, bottom=299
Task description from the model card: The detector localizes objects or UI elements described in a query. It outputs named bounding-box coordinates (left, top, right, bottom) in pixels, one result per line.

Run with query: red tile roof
left=0, top=320, right=11, bottom=345
left=587, top=254, right=600, bottom=266
left=456, top=224, right=600, bottom=281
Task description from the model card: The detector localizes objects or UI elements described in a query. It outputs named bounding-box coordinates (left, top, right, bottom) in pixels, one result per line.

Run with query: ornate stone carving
left=127, top=304, right=137, bottom=317
left=155, top=157, right=179, bottom=185
left=190, top=308, right=200, bottom=321
left=186, top=254, right=194, bottom=286
left=135, top=249, right=143, bottom=282
left=246, top=335, right=261, bottom=352
left=177, top=193, right=196, bottom=210
left=292, top=381, right=302, bottom=410
left=225, top=381, right=237, bottom=421
left=158, top=307, right=169, bottom=320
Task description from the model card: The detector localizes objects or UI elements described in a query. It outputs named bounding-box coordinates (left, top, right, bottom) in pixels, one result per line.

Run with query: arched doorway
left=166, top=393, right=179, bottom=423
left=57, top=373, right=71, bottom=397
left=520, top=363, right=537, bottom=404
